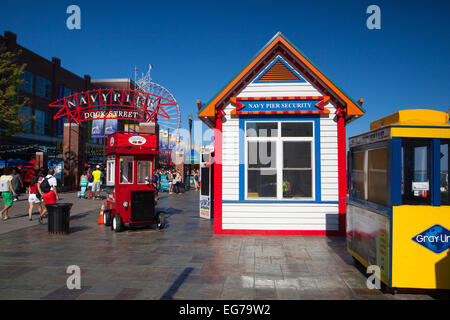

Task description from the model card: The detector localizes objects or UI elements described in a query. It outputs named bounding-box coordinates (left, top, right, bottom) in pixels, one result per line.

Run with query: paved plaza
left=0, top=190, right=446, bottom=300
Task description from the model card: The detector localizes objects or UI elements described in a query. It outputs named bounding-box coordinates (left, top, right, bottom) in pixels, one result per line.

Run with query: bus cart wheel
left=156, top=211, right=165, bottom=230
left=103, top=210, right=111, bottom=227
left=112, top=215, right=123, bottom=232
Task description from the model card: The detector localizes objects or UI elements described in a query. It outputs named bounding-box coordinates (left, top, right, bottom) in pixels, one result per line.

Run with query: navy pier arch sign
left=49, top=88, right=175, bottom=123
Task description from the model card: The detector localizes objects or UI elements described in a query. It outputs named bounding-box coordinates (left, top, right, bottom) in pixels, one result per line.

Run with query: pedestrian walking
left=0, top=167, right=16, bottom=220
left=173, top=170, right=182, bottom=194
left=194, top=169, right=199, bottom=191
left=86, top=167, right=93, bottom=199
left=27, top=170, right=43, bottom=221
left=79, top=170, right=88, bottom=199
left=168, top=170, right=174, bottom=194
left=11, top=168, right=23, bottom=201
left=92, top=165, right=102, bottom=200
left=38, top=168, right=59, bottom=224
left=153, top=170, right=160, bottom=201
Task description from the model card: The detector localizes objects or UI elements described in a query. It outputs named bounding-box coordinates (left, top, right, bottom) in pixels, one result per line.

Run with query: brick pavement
left=0, top=190, right=447, bottom=300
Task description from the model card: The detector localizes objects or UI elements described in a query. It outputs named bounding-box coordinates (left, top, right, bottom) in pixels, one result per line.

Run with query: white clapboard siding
left=222, top=203, right=339, bottom=230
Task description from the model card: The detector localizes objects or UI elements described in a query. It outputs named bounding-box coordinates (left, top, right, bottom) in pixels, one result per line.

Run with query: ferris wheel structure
left=134, top=65, right=181, bottom=136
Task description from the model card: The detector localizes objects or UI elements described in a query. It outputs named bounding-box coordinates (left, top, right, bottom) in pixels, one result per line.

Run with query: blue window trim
left=390, top=137, right=402, bottom=206
left=431, top=138, right=441, bottom=206
left=253, top=56, right=307, bottom=84
left=238, top=114, right=321, bottom=203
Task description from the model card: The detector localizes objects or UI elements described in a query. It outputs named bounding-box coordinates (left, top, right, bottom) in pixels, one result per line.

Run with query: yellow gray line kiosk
left=346, top=109, right=449, bottom=291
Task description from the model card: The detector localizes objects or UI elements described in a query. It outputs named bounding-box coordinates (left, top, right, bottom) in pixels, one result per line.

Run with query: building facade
left=0, top=30, right=102, bottom=162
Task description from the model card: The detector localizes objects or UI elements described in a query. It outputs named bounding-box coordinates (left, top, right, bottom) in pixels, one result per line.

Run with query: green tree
left=0, top=43, right=32, bottom=143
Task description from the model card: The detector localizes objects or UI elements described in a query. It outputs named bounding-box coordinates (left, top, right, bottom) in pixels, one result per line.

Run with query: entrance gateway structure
left=49, top=87, right=179, bottom=188
left=197, top=32, right=365, bottom=235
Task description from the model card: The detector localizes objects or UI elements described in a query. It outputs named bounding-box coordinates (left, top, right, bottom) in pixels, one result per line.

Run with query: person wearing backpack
left=0, top=167, right=17, bottom=221
left=38, top=168, right=59, bottom=224
left=27, top=170, right=43, bottom=221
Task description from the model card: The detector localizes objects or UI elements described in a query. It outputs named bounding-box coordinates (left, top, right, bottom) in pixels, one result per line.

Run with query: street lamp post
left=188, top=114, right=193, bottom=191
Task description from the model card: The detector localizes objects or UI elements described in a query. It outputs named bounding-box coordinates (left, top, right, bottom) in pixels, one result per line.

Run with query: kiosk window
left=246, top=123, right=278, bottom=137
left=119, top=156, right=134, bottom=184
left=283, top=142, right=312, bottom=198
left=351, top=151, right=366, bottom=201
left=137, top=161, right=152, bottom=184
left=247, top=141, right=277, bottom=198
left=368, top=148, right=387, bottom=206
left=401, top=139, right=431, bottom=205
left=441, top=140, right=449, bottom=205
left=245, top=121, right=314, bottom=200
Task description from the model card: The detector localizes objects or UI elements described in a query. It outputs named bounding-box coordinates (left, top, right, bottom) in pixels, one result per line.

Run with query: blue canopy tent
left=0, top=158, right=34, bottom=167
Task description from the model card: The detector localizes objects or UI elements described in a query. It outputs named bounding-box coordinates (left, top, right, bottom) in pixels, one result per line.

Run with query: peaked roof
left=197, top=32, right=365, bottom=123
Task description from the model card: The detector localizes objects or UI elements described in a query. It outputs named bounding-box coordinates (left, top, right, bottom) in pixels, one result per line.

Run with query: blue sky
left=1, top=0, right=449, bottom=147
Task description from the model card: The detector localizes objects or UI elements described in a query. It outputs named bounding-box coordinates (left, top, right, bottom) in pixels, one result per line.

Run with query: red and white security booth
left=104, top=132, right=165, bottom=232
left=197, top=32, right=365, bottom=235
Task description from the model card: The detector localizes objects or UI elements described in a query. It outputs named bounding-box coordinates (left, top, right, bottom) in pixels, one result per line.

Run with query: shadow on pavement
left=160, top=267, right=194, bottom=300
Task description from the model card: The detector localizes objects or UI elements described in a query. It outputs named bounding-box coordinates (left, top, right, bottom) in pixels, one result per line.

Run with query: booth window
left=350, top=147, right=387, bottom=206
left=137, top=160, right=152, bottom=184
left=441, top=140, right=449, bottom=205
left=368, top=148, right=387, bottom=206
left=245, top=121, right=314, bottom=200
left=351, top=151, right=366, bottom=201
left=106, top=159, right=115, bottom=185
left=401, top=139, right=431, bottom=205
left=119, top=156, right=133, bottom=184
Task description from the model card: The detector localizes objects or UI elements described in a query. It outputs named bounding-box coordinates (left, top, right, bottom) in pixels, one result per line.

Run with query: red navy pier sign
left=49, top=88, right=174, bottom=124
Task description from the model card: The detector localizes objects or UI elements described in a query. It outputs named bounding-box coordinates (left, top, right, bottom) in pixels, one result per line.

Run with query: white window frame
left=106, top=159, right=115, bottom=186
left=244, top=120, right=315, bottom=201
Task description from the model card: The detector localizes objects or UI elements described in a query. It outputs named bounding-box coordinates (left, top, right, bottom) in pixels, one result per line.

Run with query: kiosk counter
left=347, top=109, right=450, bottom=291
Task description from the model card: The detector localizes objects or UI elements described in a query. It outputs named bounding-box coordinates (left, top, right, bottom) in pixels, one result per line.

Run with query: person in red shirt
left=27, top=170, right=43, bottom=221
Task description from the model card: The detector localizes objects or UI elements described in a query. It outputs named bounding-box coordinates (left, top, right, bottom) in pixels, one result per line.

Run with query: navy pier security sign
left=412, top=224, right=450, bottom=254
left=244, top=100, right=317, bottom=112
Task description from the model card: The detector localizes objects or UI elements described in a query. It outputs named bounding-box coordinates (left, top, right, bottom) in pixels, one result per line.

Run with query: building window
left=441, top=139, right=449, bottom=205
left=35, top=75, right=52, bottom=99
left=19, top=70, right=34, bottom=93
left=64, top=87, right=73, bottom=98
left=245, top=121, right=314, bottom=200
left=34, top=109, right=50, bottom=135
left=18, top=106, right=32, bottom=133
